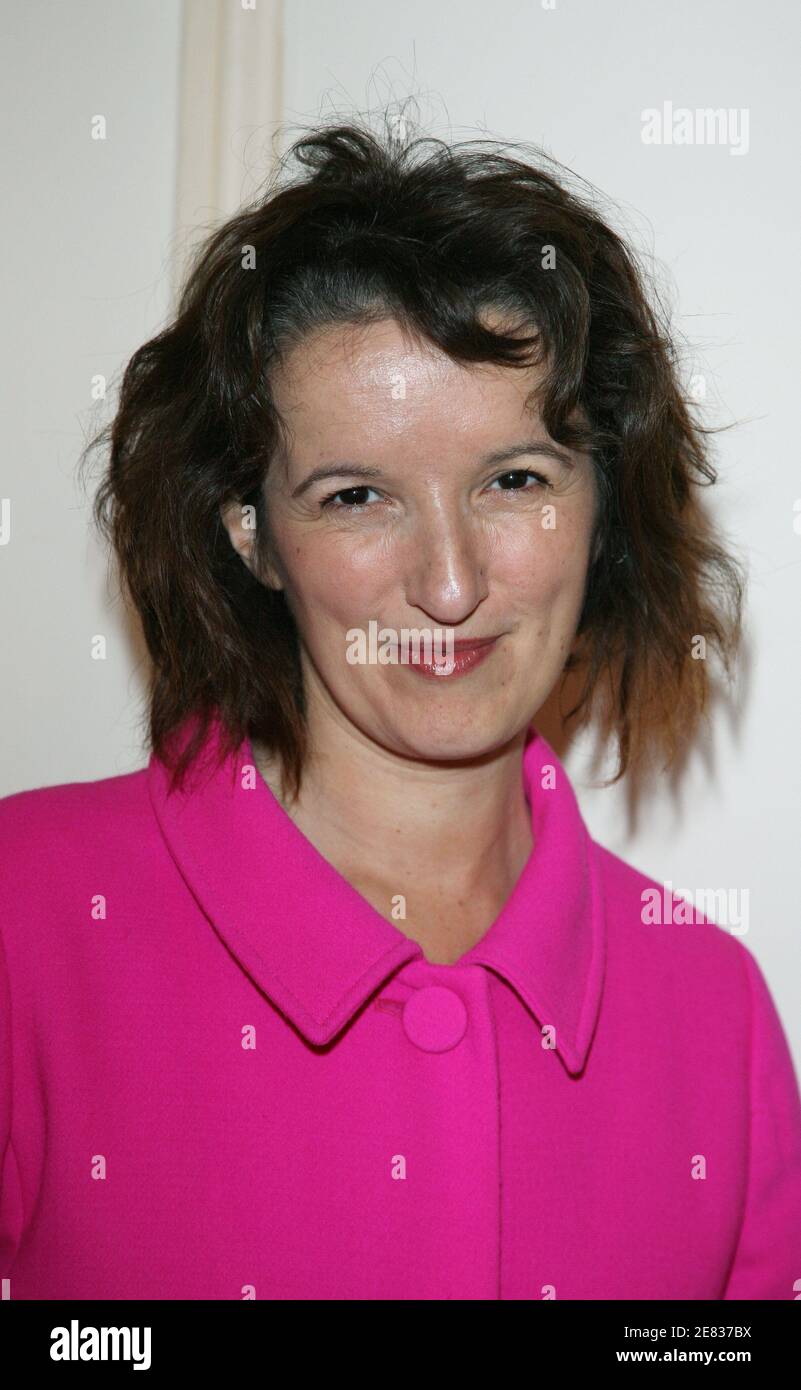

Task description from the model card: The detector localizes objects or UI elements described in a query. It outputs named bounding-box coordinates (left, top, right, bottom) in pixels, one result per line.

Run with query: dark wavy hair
left=82, top=113, right=745, bottom=801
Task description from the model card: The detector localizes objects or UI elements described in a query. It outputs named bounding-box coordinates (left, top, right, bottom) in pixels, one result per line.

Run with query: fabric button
left=402, top=985, right=468, bottom=1053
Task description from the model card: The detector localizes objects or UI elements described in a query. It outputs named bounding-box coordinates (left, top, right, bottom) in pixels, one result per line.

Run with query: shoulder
left=0, top=760, right=151, bottom=838
left=0, top=763, right=153, bottom=917
left=591, top=836, right=754, bottom=1008
left=590, top=840, right=801, bottom=1123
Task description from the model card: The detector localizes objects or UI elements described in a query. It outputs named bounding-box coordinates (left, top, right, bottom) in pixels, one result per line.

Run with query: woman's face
left=223, top=316, right=600, bottom=764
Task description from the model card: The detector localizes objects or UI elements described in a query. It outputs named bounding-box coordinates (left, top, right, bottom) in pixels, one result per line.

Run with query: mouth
left=406, top=635, right=500, bottom=680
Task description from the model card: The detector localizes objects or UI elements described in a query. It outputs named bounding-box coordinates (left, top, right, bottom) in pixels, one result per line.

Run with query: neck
left=252, top=705, right=534, bottom=914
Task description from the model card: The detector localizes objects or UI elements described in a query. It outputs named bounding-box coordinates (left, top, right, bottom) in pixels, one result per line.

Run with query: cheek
left=277, top=532, right=390, bottom=632
left=490, top=522, right=590, bottom=609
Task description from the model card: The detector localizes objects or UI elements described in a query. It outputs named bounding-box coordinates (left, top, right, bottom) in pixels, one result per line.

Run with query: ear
left=219, top=499, right=254, bottom=569
left=218, top=499, right=284, bottom=591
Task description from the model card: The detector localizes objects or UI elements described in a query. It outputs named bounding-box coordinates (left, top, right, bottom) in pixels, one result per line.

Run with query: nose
left=403, top=507, right=490, bottom=626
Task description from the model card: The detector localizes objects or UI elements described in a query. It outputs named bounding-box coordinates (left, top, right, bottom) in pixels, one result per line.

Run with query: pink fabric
left=1, top=712, right=800, bottom=1300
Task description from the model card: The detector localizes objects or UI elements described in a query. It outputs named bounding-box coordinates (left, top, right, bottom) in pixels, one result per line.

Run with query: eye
left=488, top=469, right=552, bottom=494
left=320, top=485, right=383, bottom=511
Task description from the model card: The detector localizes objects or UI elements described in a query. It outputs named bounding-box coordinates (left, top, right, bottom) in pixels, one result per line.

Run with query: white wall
left=2, top=0, right=799, bottom=1069
left=0, top=0, right=182, bottom=780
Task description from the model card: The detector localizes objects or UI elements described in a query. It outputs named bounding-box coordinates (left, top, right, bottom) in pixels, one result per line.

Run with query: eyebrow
left=290, top=440, right=574, bottom=497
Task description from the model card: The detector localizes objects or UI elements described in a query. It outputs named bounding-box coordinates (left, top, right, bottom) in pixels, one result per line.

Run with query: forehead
left=269, top=316, right=549, bottom=447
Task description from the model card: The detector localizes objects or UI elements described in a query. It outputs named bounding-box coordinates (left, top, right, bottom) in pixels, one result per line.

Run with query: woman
left=2, top=119, right=800, bottom=1301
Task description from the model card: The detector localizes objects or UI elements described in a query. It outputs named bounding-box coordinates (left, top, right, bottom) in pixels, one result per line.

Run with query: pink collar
left=147, top=712, right=606, bottom=1075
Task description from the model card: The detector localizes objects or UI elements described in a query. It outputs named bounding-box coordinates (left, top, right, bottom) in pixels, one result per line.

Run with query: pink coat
left=1, top=712, right=800, bottom=1300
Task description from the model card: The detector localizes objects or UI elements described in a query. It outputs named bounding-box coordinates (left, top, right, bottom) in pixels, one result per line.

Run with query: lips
left=406, top=635, right=500, bottom=679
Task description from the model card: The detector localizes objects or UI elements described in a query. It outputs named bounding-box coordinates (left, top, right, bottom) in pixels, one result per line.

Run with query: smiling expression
left=221, top=315, right=600, bottom=763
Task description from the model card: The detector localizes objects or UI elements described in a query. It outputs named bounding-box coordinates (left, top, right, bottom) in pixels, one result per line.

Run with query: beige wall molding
left=171, top=0, right=284, bottom=306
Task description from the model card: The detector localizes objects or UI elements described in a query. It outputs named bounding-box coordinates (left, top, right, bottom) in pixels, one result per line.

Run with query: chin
left=379, top=717, right=523, bottom=765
